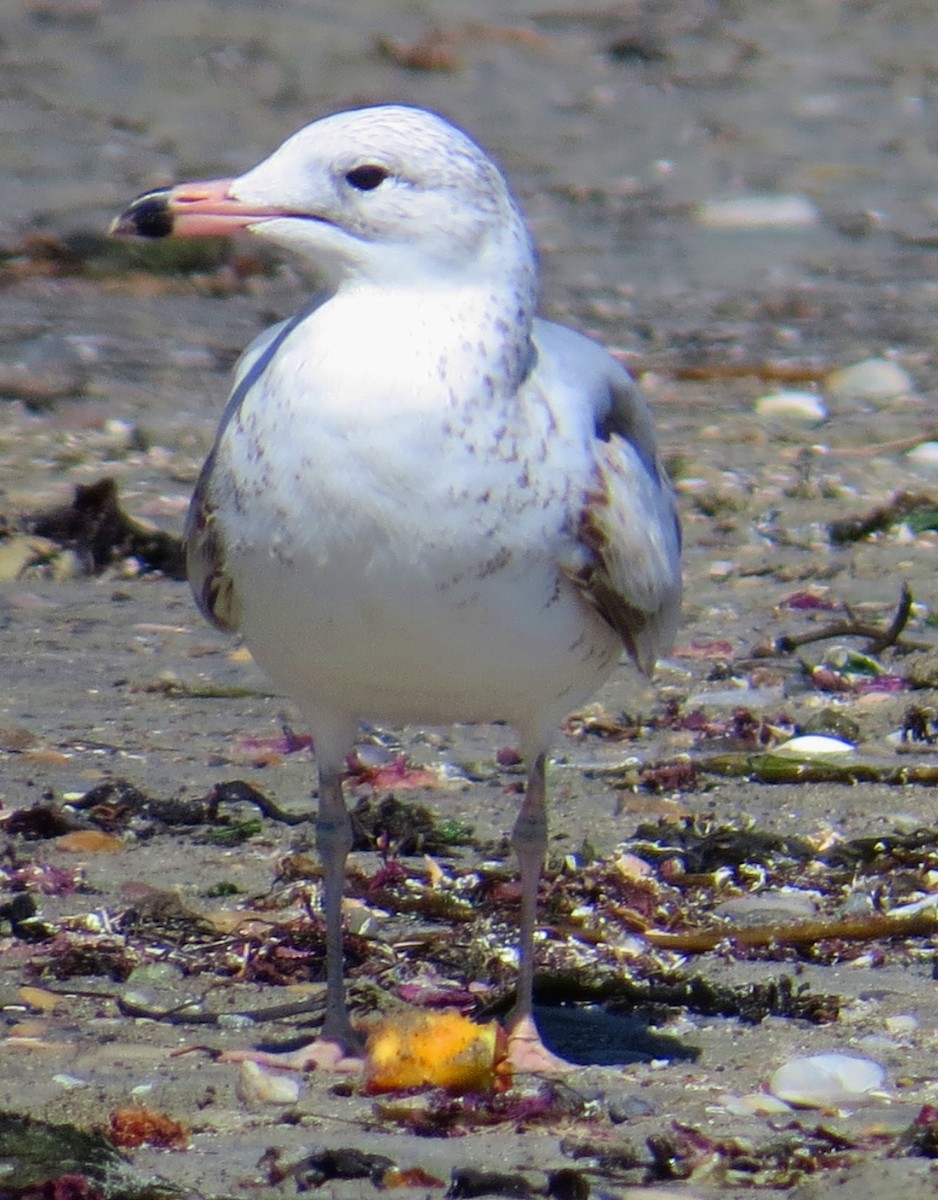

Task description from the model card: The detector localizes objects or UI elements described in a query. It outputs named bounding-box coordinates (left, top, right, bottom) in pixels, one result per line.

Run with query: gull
left=112, top=104, right=681, bottom=1072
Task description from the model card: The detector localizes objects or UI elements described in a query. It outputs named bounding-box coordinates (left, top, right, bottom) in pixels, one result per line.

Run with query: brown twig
left=776, top=582, right=926, bottom=655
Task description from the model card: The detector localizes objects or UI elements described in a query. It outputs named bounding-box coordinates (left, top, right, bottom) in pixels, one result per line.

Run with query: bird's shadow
left=533, top=1003, right=700, bottom=1066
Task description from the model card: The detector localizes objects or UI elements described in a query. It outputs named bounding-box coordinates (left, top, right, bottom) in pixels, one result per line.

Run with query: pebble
left=837, top=891, right=875, bottom=918
left=884, top=1014, right=918, bottom=1037
left=696, top=194, right=820, bottom=228
left=0, top=536, right=81, bottom=583
left=607, top=1093, right=656, bottom=1123
left=686, top=685, right=785, bottom=709
left=716, top=890, right=819, bottom=924
left=907, top=441, right=938, bottom=469
left=754, top=389, right=827, bottom=422
left=52, top=1073, right=90, bottom=1090
left=0, top=333, right=89, bottom=405
left=216, top=1012, right=256, bottom=1030
left=826, top=358, right=913, bottom=404
left=235, top=1059, right=301, bottom=1107
left=887, top=892, right=938, bottom=918
left=124, top=962, right=185, bottom=986
left=769, top=1052, right=885, bottom=1107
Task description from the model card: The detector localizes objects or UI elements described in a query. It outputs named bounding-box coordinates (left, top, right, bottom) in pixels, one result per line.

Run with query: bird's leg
left=315, top=759, right=362, bottom=1055
left=220, top=754, right=364, bottom=1073
left=507, top=751, right=571, bottom=1074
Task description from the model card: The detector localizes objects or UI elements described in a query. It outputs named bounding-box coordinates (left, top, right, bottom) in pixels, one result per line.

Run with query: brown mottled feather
left=186, top=450, right=241, bottom=634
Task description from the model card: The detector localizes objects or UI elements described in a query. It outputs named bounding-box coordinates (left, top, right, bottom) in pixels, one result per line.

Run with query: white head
left=114, top=105, right=537, bottom=296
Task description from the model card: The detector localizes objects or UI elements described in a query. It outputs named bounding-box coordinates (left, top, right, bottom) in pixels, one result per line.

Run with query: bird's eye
left=345, top=164, right=390, bottom=191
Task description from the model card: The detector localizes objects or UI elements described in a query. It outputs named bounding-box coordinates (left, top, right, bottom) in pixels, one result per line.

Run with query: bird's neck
left=316, top=275, right=538, bottom=402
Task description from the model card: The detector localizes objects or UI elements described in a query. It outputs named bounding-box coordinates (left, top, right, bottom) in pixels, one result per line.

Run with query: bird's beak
left=110, top=179, right=286, bottom=239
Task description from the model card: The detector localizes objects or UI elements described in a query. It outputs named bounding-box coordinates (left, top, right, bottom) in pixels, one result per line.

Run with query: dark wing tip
left=109, top=189, right=175, bottom=239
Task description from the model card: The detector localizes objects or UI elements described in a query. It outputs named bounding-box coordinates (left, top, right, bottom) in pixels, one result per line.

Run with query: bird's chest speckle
left=218, top=338, right=563, bottom=591
left=200, top=303, right=619, bottom=728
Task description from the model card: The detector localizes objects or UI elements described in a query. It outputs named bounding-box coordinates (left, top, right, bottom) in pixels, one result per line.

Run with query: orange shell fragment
left=364, top=1009, right=509, bottom=1094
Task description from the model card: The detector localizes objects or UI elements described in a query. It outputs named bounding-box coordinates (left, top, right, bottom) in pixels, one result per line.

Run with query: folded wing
left=535, top=320, right=682, bottom=675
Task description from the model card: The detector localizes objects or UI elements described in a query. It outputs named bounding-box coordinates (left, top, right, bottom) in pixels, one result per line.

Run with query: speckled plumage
left=114, top=105, right=681, bottom=1067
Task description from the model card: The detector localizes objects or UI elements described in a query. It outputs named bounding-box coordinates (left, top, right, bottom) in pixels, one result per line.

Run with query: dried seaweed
left=351, top=794, right=475, bottom=854
left=0, top=1112, right=125, bottom=1194
left=446, top=1167, right=534, bottom=1197
left=701, top=752, right=938, bottom=786
left=630, top=816, right=815, bottom=871
left=828, top=490, right=938, bottom=544
left=24, top=478, right=185, bottom=578
left=261, top=1145, right=397, bottom=1189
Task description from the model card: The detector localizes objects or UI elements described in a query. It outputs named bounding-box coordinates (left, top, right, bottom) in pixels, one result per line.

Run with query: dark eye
left=345, top=164, right=390, bottom=191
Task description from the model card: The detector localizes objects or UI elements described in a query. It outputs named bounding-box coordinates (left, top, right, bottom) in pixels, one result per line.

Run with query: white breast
left=209, top=299, right=621, bottom=737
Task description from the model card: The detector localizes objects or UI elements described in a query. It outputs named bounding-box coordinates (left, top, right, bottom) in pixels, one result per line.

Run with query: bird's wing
left=185, top=297, right=326, bottom=632
left=534, top=320, right=682, bottom=675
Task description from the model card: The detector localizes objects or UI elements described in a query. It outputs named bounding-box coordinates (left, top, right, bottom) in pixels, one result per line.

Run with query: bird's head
left=111, top=105, right=534, bottom=292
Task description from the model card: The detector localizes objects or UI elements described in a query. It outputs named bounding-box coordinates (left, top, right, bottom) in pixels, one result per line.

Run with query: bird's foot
left=220, top=1026, right=365, bottom=1073
left=506, top=1012, right=573, bottom=1075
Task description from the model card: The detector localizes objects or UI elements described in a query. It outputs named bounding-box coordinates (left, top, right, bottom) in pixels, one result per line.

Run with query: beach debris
left=0, top=332, right=89, bottom=406
left=907, top=441, right=938, bottom=469
left=754, top=390, right=826, bottom=422
left=376, top=27, right=461, bottom=71
left=351, top=793, right=474, bottom=855
left=447, top=1167, right=534, bottom=1197
left=21, top=478, right=185, bottom=578
left=235, top=1060, right=302, bottom=1107
left=768, top=1053, right=885, bottom=1108
left=825, top=358, right=913, bottom=405
left=261, top=1145, right=401, bottom=1190
left=0, top=1112, right=125, bottom=1197
left=773, top=734, right=855, bottom=757
left=107, top=1106, right=188, bottom=1149
left=374, top=1081, right=584, bottom=1137
left=365, top=1010, right=507, bottom=1094
left=696, top=194, right=819, bottom=228
left=828, top=492, right=938, bottom=545
left=895, top=1105, right=938, bottom=1158
left=771, top=581, right=922, bottom=658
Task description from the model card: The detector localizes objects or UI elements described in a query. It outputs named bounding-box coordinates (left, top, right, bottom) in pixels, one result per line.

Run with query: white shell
left=696, top=194, right=820, bottom=228
left=769, top=1053, right=885, bottom=1107
left=826, top=358, right=913, bottom=403
left=907, top=441, right=938, bottom=468
left=775, top=734, right=855, bottom=756
left=754, top=390, right=827, bottom=422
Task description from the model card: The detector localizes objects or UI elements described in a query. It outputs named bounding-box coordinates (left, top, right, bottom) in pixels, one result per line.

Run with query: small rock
left=0, top=536, right=79, bottom=583
left=826, top=358, right=913, bottom=404
left=216, top=1013, right=256, bottom=1030
left=716, top=889, right=819, bottom=924
left=837, top=891, right=875, bottom=918
left=52, top=1074, right=90, bottom=1090
left=884, top=1014, right=918, bottom=1037
left=769, top=1052, right=885, bottom=1107
left=0, top=333, right=89, bottom=405
left=607, top=1093, right=656, bottom=1123
left=124, top=963, right=185, bottom=987
left=754, top=390, right=827, bottom=422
